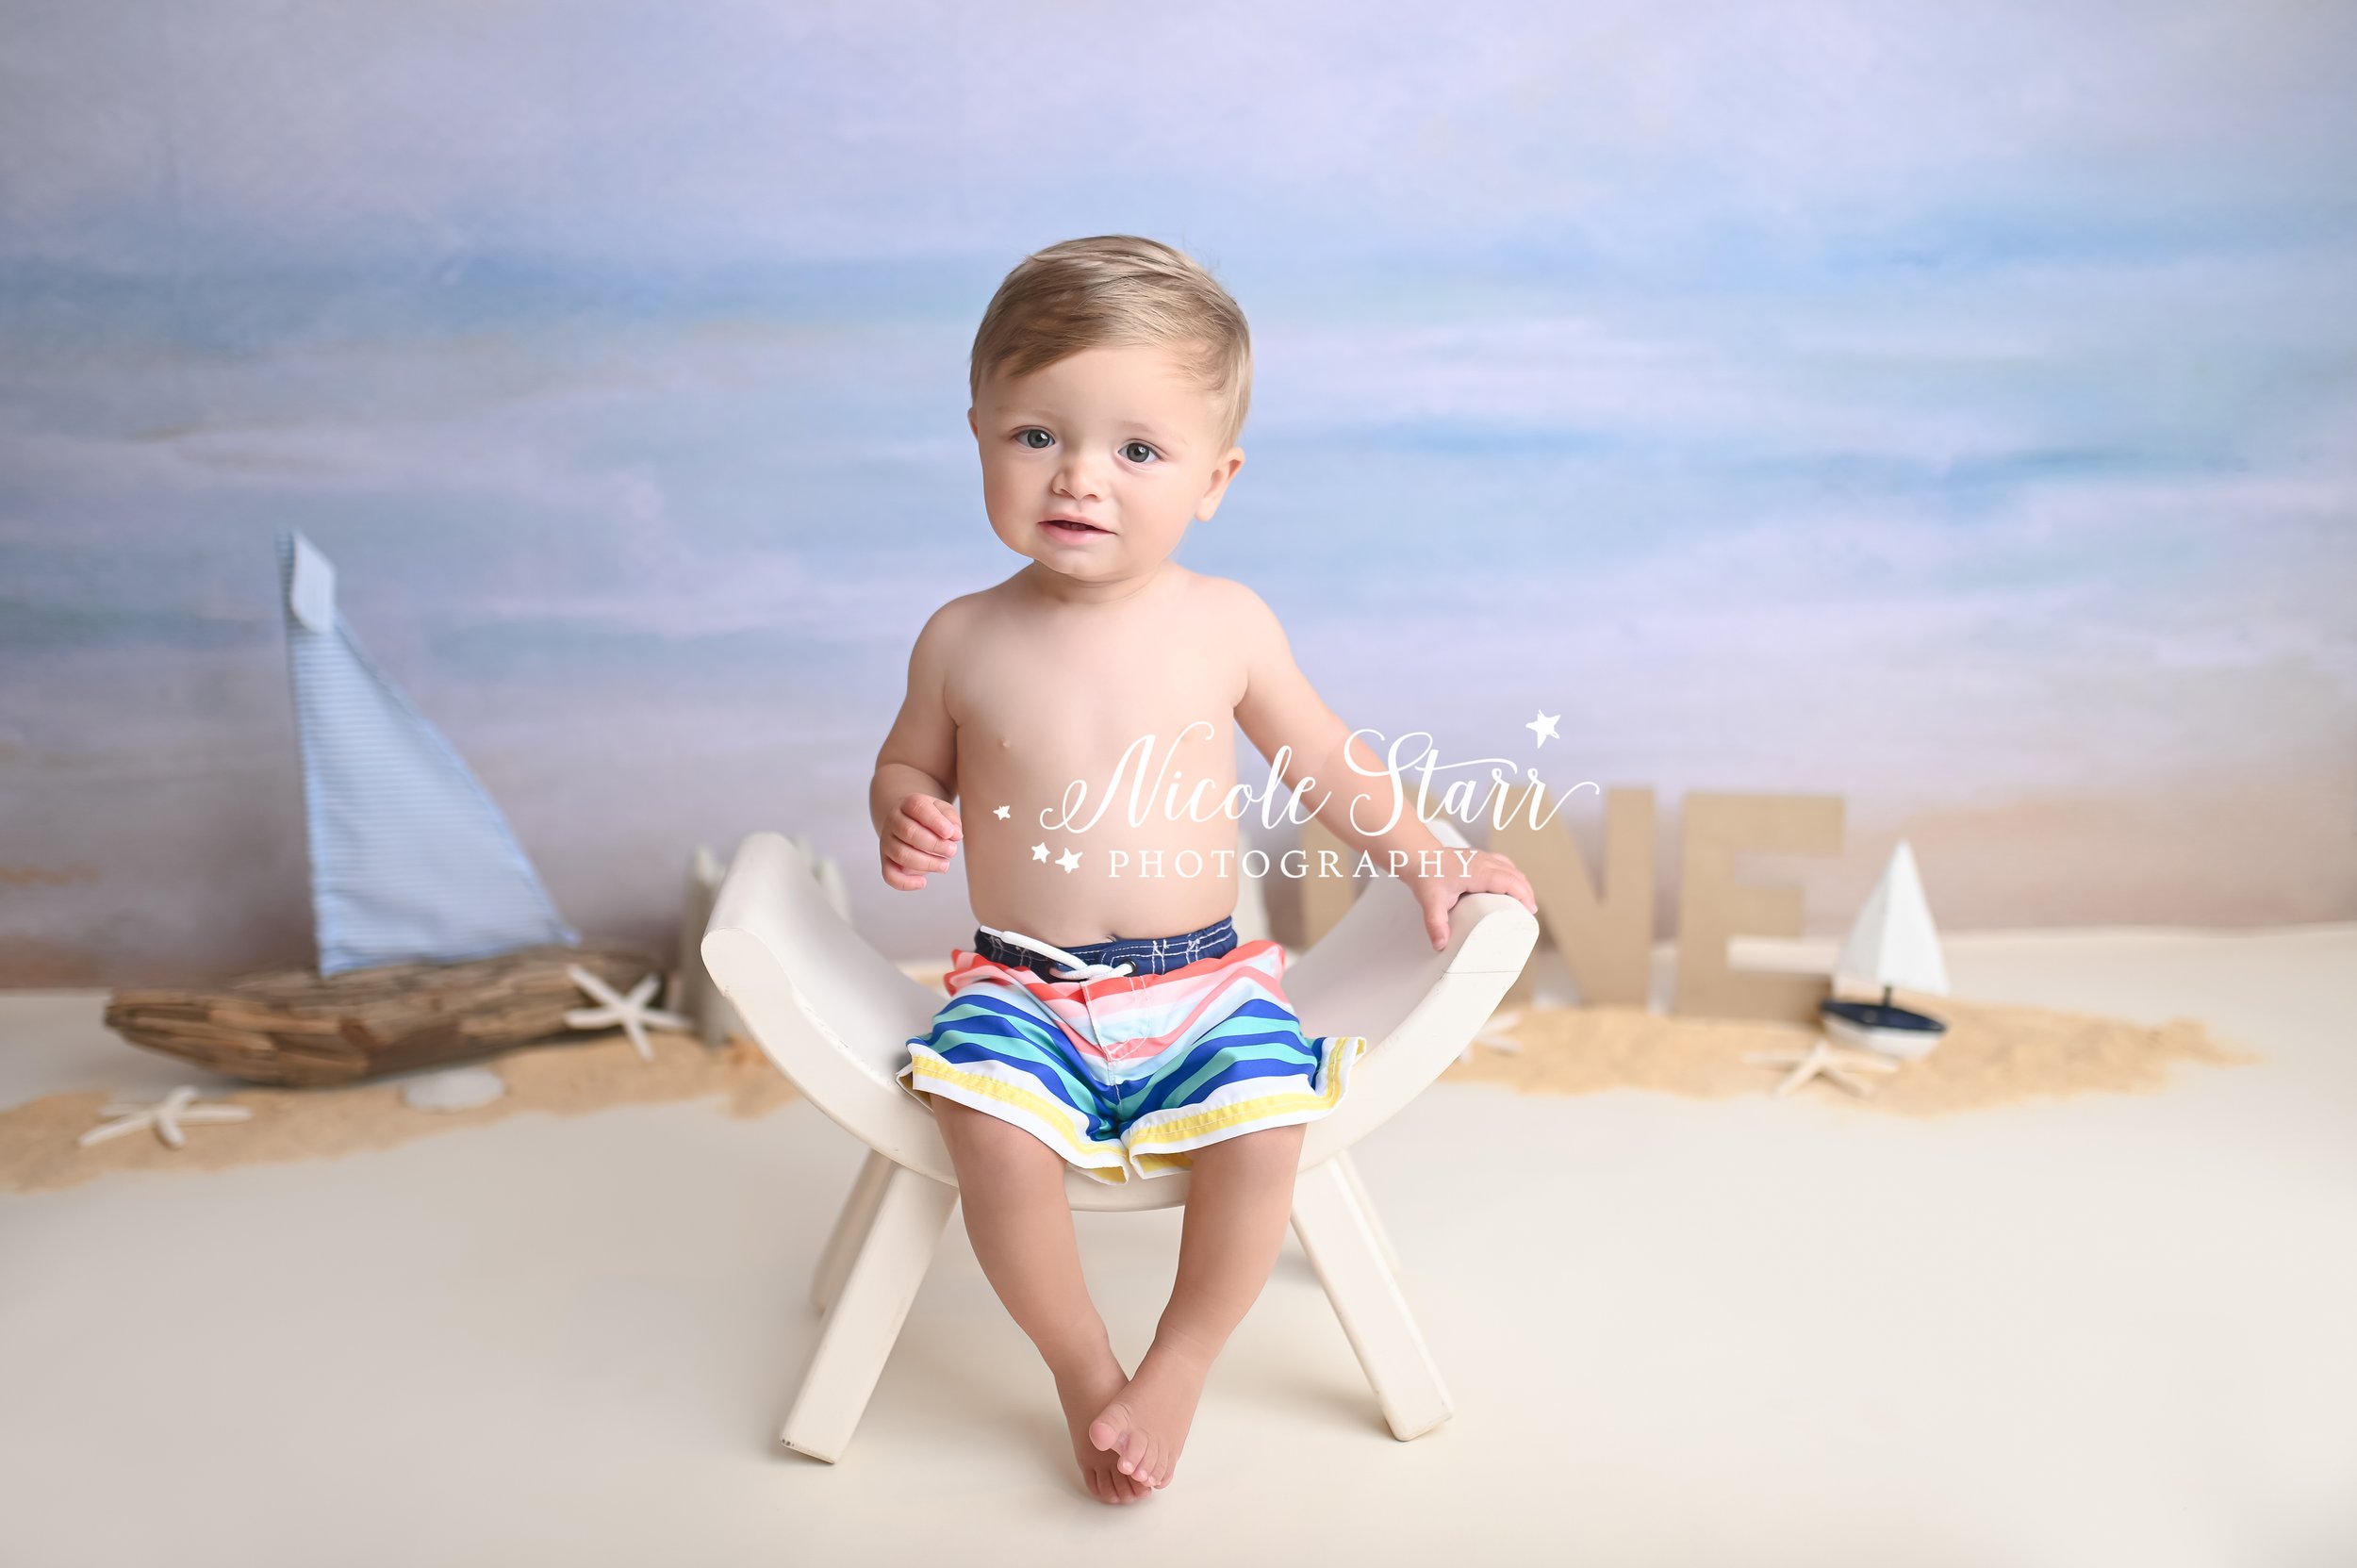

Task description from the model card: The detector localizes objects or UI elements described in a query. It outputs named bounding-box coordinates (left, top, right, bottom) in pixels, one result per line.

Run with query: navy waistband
left=971, top=915, right=1239, bottom=978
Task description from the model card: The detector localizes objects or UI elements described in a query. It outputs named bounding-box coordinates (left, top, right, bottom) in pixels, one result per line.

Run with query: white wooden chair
left=700, top=829, right=1538, bottom=1462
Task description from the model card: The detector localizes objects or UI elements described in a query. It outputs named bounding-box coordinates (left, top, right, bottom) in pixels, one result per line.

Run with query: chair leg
left=812, top=1148, right=896, bottom=1313
left=1289, top=1157, right=1453, bottom=1442
left=782, top=1162, right=959, bottom=1463
left=1332, top=1149, right=1400, bottom=1274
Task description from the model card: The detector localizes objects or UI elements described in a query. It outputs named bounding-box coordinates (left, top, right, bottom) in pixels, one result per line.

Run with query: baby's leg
left=1091, top=1122, right=1309, bottom=1489
left=928, top=1097, right=1149, bottom=1504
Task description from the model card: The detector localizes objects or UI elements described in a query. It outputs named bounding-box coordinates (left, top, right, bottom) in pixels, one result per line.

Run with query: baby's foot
left=1088, top=1341, right=1211, bottom=1490
left=1055, top=1354, right=1151, bottom=1504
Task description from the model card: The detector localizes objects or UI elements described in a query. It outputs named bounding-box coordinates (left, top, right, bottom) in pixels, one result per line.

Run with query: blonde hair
left=969, top=235, right=1254, bottom=456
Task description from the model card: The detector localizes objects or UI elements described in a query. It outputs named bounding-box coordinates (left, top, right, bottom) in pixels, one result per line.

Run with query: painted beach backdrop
left=3, top=2, right=2351, bottom=985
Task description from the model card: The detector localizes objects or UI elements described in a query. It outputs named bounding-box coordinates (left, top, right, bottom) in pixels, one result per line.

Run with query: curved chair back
left=701, top=833, right=960, bottom=1183
left=1290, top=879, right=1536, bottom=1167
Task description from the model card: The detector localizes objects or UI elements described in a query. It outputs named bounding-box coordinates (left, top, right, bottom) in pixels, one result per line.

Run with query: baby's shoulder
left=918, top=585, right=996, bottom=634
left=904, top=590, right=994, bottom=679
left=1178, top=569, right=1265, bottom=617
left=1181, top=570, right=1281, bottom=641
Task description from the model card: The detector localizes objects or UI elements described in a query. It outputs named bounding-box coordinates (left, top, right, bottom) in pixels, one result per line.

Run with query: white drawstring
left=978, top=924, right=1138, bottom=983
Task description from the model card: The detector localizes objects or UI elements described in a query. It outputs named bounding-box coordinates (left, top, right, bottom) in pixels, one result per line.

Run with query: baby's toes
left=1117, top=1428, right=1149, bottom=1477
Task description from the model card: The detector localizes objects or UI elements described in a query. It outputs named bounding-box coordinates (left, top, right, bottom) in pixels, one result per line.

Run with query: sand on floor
left=1447, top=990, right=2257, bottom=1114
left=0, top=976, right=2257, bottom=1195
left=0, top=1028, right=798, bottom=1196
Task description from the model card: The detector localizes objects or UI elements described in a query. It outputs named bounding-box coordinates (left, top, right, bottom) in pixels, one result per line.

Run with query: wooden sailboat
left=1820, top=839, right=1951, bottom=1059
left=104, top=529, right=664, bottom=1086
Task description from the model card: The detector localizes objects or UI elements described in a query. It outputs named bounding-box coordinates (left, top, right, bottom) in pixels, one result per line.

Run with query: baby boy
left=867, top=235, right=1537, bottom=1505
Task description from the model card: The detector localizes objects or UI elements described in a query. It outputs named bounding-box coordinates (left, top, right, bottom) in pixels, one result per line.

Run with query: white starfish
left=993, top=804, right=1011, bottom=819
left=564, top=965, right=694, bottom=1062
left=79, top=1084, right=253, bottom=1150
left=1743, top=1036, right=1902, bottom=1098
left=1459, top=1008, right=1525, bottom=1064
left=1526, top=710, right=1561, bottom=747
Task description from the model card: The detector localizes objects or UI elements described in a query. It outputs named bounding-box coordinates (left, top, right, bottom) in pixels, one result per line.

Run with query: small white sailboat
left=1820, top=839, right=1951, bottom=1059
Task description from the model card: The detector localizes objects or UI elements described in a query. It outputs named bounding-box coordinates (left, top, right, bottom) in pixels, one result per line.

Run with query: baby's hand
left=881, top=793, right=962, bottom=892
left=1404, top=849, right=1538, bottom=951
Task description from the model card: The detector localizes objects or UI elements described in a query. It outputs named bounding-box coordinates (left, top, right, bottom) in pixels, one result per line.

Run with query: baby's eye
left=1016, top=428, right=1052, bottom=450
left=1121, top=440, right=1159, bottom=464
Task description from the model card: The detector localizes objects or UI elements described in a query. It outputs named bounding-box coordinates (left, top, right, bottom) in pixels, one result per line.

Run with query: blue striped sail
left=276, top=528, right=579, bottom=975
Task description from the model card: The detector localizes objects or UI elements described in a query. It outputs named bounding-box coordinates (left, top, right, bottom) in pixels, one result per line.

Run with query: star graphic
left=1526, top=710, right=1561, bottom=747
left=1030, top=841, right=1050, bottom=862
left=1056, top=847, right=1081, bottom=872
left=79, top=1084, right=253, bottom=1150
left=1741, top=1035, right=1902, bottom=1098
left=993, top=804, right=1011, bottom=819
left=565, top=965, right=694, bottom=1063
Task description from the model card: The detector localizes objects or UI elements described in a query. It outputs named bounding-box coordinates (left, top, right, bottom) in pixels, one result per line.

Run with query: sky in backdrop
left=3, top=0, right=2352, bottom=983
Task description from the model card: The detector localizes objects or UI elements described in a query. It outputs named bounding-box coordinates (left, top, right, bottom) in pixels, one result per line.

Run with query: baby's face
left=968, top=343, right=1244, bottom=585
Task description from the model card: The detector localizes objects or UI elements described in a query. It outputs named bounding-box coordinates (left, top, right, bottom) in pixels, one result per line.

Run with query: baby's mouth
left=1040, top=518, right=1112, bottom=539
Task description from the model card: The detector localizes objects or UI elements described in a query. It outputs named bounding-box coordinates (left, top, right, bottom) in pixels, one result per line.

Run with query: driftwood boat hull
left=103, top=945, right=669, bottom=1087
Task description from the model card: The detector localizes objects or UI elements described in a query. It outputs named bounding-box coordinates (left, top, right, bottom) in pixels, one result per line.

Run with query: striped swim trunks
left=897, top=915, right=1367, bottom=1185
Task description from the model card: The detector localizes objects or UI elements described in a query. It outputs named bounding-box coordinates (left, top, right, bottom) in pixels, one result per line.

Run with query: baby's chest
left=948, top=629, right=1244, bottom=789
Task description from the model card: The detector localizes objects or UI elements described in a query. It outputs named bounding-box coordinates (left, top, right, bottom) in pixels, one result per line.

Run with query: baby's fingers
left=889, top=828, right=956, bottom=871
left=1417, top=883, right=1459, bottom=951
left=893, top=811, right=960, bottom=862
left=910, top=795, right=963, bottom=846
left=1473, top=853, right=1537, bottom=913
left=1492, top=868, right=1538, bottom=915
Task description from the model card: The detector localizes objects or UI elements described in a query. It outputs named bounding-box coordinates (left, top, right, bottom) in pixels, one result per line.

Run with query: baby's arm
left=1224, top=581, right=1536, bottom=948
left=870, top=602, right=964, bottom=892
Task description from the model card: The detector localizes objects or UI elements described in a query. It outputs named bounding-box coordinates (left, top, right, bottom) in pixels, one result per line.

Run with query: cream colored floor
left=2, top=926, right=2353, bottom=1568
